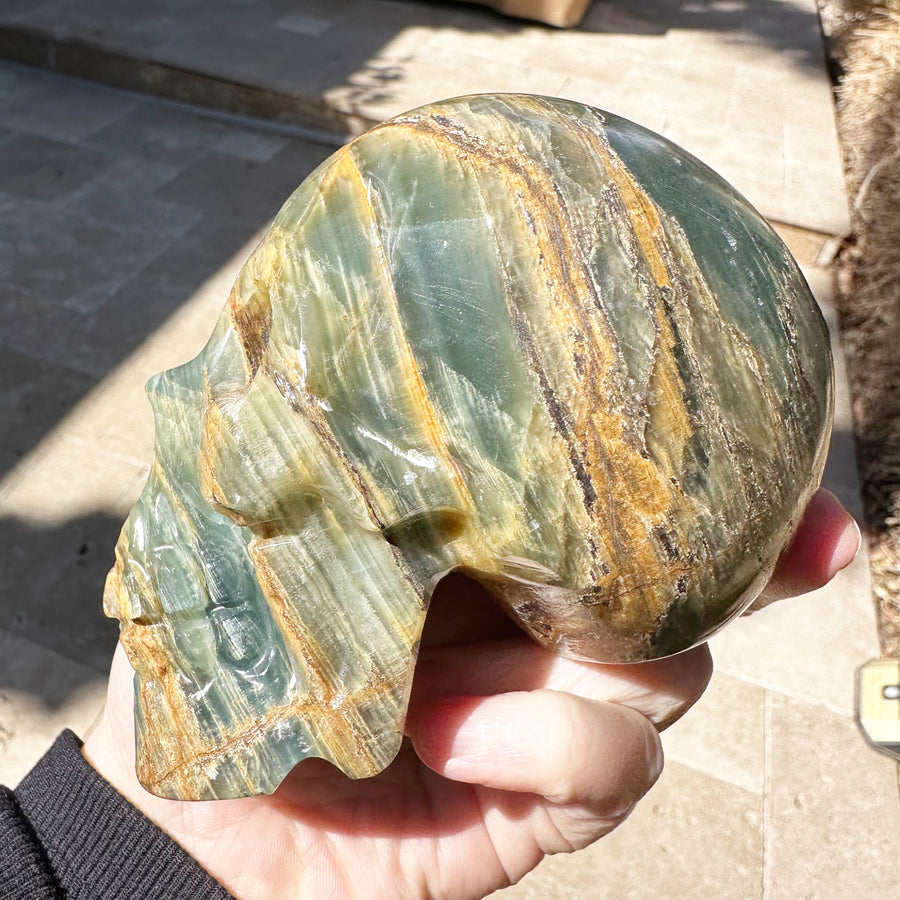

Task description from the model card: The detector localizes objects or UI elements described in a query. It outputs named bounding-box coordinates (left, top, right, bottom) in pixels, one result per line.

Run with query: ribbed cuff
left=14, top=730, right=235, bottom=900
left=0, top=786, right=58, bottom=899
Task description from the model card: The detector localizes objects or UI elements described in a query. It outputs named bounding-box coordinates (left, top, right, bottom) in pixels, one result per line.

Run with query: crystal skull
left=104, top=94, right=833, bottom=799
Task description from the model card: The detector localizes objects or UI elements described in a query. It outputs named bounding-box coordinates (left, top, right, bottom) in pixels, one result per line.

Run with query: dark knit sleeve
left=0, top=787, right=57, bottom=899
left=2, top=730, right=235, bottom=900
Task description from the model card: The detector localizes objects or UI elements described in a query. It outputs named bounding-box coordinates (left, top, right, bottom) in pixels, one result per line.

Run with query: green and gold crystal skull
left=104, top=95, right=832, bottom=800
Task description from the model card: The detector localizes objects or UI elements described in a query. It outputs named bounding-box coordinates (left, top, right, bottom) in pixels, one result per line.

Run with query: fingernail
left=828, top=517, right=861, bottom=580
left=643, top=725, right=665, bottom=788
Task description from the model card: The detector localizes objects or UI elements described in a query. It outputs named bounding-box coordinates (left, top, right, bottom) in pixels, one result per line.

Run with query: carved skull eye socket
left=104, top=94, right=833, bottom=800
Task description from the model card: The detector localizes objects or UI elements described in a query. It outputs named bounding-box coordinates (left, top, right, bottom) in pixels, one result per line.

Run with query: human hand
left=82, top=488, right=859, bottom=900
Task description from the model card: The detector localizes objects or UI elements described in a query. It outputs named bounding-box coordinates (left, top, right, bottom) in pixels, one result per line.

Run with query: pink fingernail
left=828, top=517, right=861, bottom=580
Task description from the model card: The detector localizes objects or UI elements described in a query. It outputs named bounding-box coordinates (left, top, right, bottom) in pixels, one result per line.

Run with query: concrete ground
left=0, top=0, right=897, bottom=896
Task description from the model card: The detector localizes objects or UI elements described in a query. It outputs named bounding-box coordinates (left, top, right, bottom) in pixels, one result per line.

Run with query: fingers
left=410, top=641, right=712, bottom=731
left=754, top=488, right=860, bottom=608
left=411, top=690, right=662, bottom=825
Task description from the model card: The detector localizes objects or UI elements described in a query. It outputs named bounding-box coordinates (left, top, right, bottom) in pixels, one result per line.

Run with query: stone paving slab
left=0, top=56, right=892, bottom=898
left=0, top=0, right=849, bottom=234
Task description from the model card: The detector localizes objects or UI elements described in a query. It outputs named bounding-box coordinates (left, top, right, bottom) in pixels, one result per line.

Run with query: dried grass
left=830, top=0, right=900, bottom=653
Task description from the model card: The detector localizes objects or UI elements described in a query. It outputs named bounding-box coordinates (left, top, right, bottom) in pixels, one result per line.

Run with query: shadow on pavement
left=0, top=511, right=123, bottom=676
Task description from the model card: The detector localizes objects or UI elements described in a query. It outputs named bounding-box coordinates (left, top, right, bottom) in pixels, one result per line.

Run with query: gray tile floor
left=0, top=0, right=897, bottom=895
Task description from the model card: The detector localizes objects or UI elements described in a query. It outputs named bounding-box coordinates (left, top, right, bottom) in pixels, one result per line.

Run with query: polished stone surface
left=104, top=95, right=833, bottom=799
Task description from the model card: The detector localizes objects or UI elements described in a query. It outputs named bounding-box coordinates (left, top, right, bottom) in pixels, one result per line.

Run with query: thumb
left=410, top=690, right=662, bottom=828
